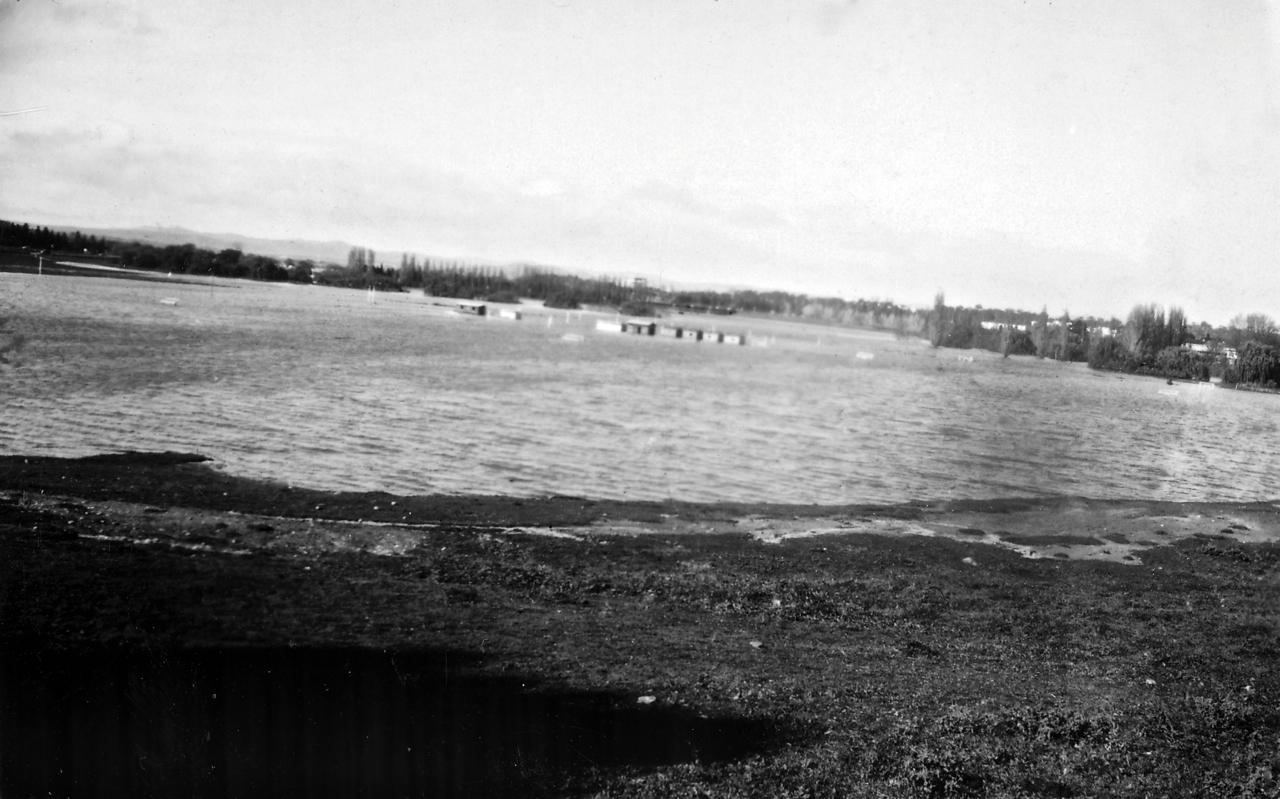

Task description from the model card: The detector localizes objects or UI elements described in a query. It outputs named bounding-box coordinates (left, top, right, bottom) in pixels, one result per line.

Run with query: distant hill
left=52, top=225, right=355, bottom=265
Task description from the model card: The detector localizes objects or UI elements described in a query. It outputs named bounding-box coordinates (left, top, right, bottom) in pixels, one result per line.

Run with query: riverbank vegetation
left=1082, top=304, right=1280, bottom=388
left=924, top=289, right=1280, bottom=389
left=1227, top=341, right=1280, bottom=389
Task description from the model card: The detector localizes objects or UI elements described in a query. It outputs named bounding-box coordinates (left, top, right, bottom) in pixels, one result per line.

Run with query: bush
left=940, top=324, right=975, bottom=349
left=1005, top=330, right=1038, bottom=356
left=1152, top=346, right=1212, bottom=380
left=619, top=300, right=659, bottom=317
left=543, top=292, right=581, bottom=310
left=1236, top=341, right=1280, bottom=388
left=1087, top=336, right=1135, bottom=372
left=485, top=290, right=521, bottom=304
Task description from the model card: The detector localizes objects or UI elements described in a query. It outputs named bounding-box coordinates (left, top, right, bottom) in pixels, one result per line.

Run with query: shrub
left=485, top=290, right=521, bottom=304
left=543, top=292, right=581, bottom=310
left=1152, top=346, right=1213, bottom=380
left=1087, top=336, right=1135, bottom=372
left=1236, top=341, right=1280, bottom=388
left=619, top=300, right=659, bottom=317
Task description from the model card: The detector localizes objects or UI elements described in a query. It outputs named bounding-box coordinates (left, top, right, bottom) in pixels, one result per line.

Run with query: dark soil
left=0, top=451, right=918, bottom=527
left=4, top=452, right=1280, bottom=797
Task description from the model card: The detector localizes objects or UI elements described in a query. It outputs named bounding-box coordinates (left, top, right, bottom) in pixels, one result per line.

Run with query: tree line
left=398, top=259, right=636, bottom=308
left=1215, top=314, right=1280, bottom=388
left=0, top=220, right=112, bottom=255
left=1085, top=304, right=1280, bottom=387
left=920, top=293, right=1280, bottom=388
left=7, top=218, right=1280, bottom=383
left=923, top=294, right=1106, bottom=361
left=1086, top=304, right=1193, bottom=375
left=111, top=241, right=319, bottom=282
left=396, top=255, right=935, bottom=333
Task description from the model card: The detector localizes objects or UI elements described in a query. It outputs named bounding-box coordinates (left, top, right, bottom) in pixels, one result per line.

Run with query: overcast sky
left=3, top=0, right=1278, bottom=323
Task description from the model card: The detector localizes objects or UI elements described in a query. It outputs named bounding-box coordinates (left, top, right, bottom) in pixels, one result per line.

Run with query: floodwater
left=3, top=273, right=1278, bottom=504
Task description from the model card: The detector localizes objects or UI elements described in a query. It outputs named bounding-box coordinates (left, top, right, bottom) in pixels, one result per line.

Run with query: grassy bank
left=3, top=454, right=1280, bottom=797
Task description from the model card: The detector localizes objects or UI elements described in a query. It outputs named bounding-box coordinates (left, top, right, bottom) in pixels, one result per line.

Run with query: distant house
left=1180, top=340, right=1240, bottom=364
left=1181, top=340, right=1238, bottom=363
left=979, top=321, right=1028, bottom=332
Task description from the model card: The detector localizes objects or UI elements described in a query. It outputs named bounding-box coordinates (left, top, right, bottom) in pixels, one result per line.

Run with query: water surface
left=3, top=274, right=1276, bottom=504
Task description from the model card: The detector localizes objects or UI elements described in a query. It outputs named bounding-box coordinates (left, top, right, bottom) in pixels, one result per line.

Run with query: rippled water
left=3, top=273, right=1277, bottom=503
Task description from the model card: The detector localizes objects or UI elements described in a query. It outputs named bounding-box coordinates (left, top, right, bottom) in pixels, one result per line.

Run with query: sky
left=3, top=0, right=1279, bottom=324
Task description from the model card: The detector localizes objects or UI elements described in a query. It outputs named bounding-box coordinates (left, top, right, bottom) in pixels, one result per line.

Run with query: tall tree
left=1033, top=306, right=1050, bottom=358
left=929, top=292, right=947, bottom=348
left=1230, top=313, right=1278, bottom=337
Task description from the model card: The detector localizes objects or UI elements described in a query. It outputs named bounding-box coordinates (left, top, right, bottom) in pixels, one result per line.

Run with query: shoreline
left=4, top=451, right=1277, bottom=565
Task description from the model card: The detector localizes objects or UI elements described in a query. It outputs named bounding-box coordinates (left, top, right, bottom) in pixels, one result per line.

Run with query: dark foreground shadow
left=1, top=646, right=789, bottom=798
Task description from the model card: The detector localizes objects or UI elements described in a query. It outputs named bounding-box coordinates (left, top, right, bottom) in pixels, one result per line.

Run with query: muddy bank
left=4, top=451, right=1278, bottom=563
left=5, top=452, right=1280, bottom=797
left=0, top=451, right=893, bottom=526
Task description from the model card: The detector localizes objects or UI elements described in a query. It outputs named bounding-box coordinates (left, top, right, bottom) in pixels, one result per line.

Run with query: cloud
left=46, top=0, right=159, bottom=35
left=812, top=0, right=859, bottom=35
left=519, top=177, right=565, bottom=198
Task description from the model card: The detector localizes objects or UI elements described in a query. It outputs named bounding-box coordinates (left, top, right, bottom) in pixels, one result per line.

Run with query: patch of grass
left=6, top=467, right=1280, bottom=796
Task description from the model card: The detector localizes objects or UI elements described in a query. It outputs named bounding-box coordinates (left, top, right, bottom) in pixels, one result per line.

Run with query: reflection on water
left=3, top=274, right=1278, bottom=503
left=1, top=646, right=784, bottom=798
